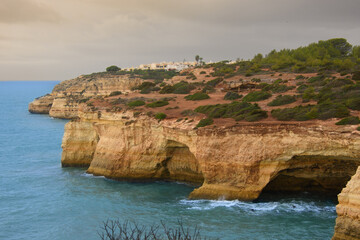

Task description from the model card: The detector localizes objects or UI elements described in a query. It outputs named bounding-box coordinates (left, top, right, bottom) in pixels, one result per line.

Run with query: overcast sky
left=1, top=0, right=359, bottom=81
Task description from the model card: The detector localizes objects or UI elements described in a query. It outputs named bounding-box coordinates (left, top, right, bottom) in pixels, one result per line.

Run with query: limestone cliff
left=28, top=74, right=142, bottom=118
left=333, top=166, right=360, bottom=240
left=28, top=95, right=54, bottom=114
left=61, top=109, right=360, bottom=201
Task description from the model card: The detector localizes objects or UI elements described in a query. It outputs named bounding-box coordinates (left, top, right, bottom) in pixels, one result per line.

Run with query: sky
left=1, top=0, right=360, bottom=81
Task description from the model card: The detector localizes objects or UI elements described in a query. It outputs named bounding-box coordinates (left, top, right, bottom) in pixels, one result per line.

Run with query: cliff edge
left=333, top=166, right=360, bottom=240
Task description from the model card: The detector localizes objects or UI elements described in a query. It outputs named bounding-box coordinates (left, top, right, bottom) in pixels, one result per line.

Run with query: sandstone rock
left=28, top=95, right=54, bottom=114
left=61, top=110, right=360, bottom=201
left=28, top=74, right=143, bottom=119
left=333, top=166, right=360, bottom=240
left=49, top=98, right=79, bottom=119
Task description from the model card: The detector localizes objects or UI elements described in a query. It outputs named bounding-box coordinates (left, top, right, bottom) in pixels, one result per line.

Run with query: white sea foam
left=80, top=172, right=105, bottom=178
left=179, top=199, right=336, bottom=214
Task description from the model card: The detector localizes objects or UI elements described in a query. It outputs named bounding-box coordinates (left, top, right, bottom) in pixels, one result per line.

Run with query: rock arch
left=260, top=155, right=360, bottom=197
left=154, top=140, right=204, bottom=185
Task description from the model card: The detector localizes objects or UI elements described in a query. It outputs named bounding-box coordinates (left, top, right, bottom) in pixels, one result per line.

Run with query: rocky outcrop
left=61, top=120, right=99, bottom=167
left=61, top=109, right=360, bottom=201
left=28, top=95, right=54, bottom=114
left=52, top=74, right=142, bottom=96
left=49, top=98, right=80, bottom=119
left=333, top=166, right=360, bottom=240
left=28, top=74, right=143, bottom=118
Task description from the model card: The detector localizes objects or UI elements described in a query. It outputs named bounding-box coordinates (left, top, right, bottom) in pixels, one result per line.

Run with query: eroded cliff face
left=28, top=74, right=142, bottom=118
left=52, top=75, right=142, bottom=96
left=49, top=98, right=80, bottom=119
left=28, top=95, right=54, bottom=114
left=333, top=166, right=360, bottom=240
left=61, top=110, right=360, bottom=201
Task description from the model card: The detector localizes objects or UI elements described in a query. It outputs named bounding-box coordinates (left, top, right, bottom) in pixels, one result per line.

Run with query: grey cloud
left=0, top=0, right=61, bottom=23
left=0, top=0, right=360, bottom=81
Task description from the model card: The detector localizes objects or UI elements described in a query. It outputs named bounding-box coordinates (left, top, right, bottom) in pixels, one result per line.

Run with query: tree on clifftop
left=106, top=65, right=121, bottom=72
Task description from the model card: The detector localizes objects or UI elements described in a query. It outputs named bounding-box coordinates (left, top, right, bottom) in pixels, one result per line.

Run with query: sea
left=0, top=81, right=337, bottom=240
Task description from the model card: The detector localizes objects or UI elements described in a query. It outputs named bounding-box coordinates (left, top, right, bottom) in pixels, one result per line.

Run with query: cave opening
left=257, top=155, right=359, bottom=202
left=156, top=140, right=204, bottom=186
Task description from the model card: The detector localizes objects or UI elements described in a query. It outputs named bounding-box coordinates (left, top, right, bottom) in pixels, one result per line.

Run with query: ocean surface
left=0, top=81, right=337, bottom=240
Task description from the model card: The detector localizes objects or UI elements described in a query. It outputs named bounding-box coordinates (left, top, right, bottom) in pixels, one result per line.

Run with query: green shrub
left=302, top=87, right=316, bottom=102
left=357, top=126, right=360, bottom=131
left=206, top=78, right=223, bottom=87
left=346, top=97, right=360, bottom=110
left=195, top=101, right=267, bottom=122
left=335, top=116, right=360, bottom=125
left=224, top=92, right=242, bottom=100
left=127, top=100, right=145, bottom=107
left=295, top=75, right=306, bottom=80
left=270, top=84, right=295, bottom=93
left=134, top=82, right=156, bottom=92
left=159, top=85, right=175, bottom=94
left=202, top=85, right=215, bottom=93
left=297, top=84, right=309, bottom=93
left=196, top=118, right=213, bottom=128
left=200, top=71, right=206, bottom=74
left=271, top=105, right=314, bottom=121
left=159, top=81, right=195, bottom=94
left=140, top=87, right=152, bottom=94
left=271, top=100, right=350, bottom=121
left=154, top=112, right=167, bottom=120
left=316, top=100, right=349, bottom=120
left=251, top=78, right=261, bottom=83
left=173, top=85, right=191, bottom=94
left=146, top=100, right=169, bottom=108
left=109, top=91, right=122, bottom=96
left=185, top=92, right=210, bottom=101
left=243, top=109, right=268, bottom=122
left=243, top=91, right=272, bottom=102
left=267, top=95, right=297, bottom=106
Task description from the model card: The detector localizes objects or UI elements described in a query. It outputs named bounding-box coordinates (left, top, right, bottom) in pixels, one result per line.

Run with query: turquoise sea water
left=0, top=81, right=337, bottom=240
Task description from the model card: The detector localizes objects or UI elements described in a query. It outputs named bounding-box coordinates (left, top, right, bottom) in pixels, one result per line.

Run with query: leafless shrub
left=98, top=219, right=209, bottom=240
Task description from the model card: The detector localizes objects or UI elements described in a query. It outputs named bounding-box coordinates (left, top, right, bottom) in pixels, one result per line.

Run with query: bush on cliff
left=224, top=92, right=242, bottom=100
left=346, top=97, right=360, bottom=110
left=195, top=101, right=267, bottom=122
left=205, top=77, right=223, bottom=87
left=146, top=100, right=169, bottom=108
left=335, top=116, right=360, bottom=125
left=196, top=118, right=213, bottom=128
left=267, top=95, right=297, bottom=106
left=185, top=92, right=210, bottom=101
left=242, top=91, right=272, bottom=102
left=271, top=100, right=349, bottom=121
left=159, top=81, right=196, bottom=94
left=133, top=82, right=157, bottom=94
left=154, top=112, right=167, bottom=120
left=127, top=100, right=145, bottom=107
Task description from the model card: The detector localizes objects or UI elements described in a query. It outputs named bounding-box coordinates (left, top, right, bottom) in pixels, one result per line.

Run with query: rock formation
left=61, top=109, right=360, bottom=201
left=28, top=94, right=54, bottom=114
left=29, top=65, right=360, bottom=239
left=333, top=166, right=360, bottom=240
left=28, top=74, right=143, bottom=118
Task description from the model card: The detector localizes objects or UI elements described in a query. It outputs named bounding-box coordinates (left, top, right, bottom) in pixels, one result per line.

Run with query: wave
left=80, top=172, right=105, bottom=178
left=179, top=199, right=336, bottom=214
